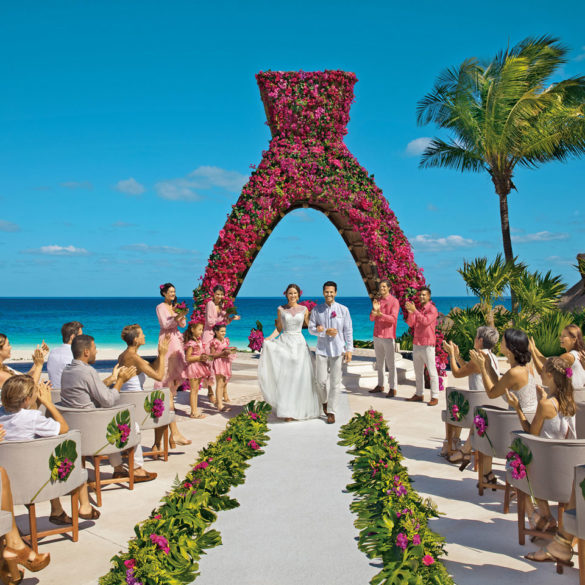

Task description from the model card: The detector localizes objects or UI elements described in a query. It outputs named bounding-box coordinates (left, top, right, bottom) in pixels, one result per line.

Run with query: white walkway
left=195, top=392, right=379, bottom=585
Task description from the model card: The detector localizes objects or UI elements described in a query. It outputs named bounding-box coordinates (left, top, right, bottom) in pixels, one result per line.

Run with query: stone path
left=195, top=391, right=379, bottom=585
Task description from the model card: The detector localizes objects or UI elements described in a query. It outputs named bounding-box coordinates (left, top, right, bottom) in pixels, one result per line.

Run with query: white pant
left=109, top=422, right=144, bottom=468
left=374, top=337, right=396, bottom=388
left=413, top=344, right=439, bottom=399
left=315, top=354, right=342, bottom=415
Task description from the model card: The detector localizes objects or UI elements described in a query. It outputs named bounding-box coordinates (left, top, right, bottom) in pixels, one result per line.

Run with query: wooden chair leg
left=503, top=482, right=511, bottom=514
left=71, top=489, right=79, bottom=543
left=477, top=452, right=484, bottom=496
left=558, top=502, right=566, bottom=530
left=128, top=449, right=135, bottom=490
left=93, top=456, right=103, bottom=507
left=163, top=426, right=169, bottom=462
left=517, top=490, right=526, bottom=545
left=577, top=539, right=585, bottom=585
left=27, top=503, right=38, bottom=553
left=472, top=450, right=478, bottom=472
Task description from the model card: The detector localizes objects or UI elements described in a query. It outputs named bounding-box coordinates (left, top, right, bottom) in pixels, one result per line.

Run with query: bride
left=258, top=284, right=321, bottom=421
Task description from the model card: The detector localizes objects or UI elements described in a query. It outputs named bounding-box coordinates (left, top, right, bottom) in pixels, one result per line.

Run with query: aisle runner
left=195, top=391, right=378, bottom=585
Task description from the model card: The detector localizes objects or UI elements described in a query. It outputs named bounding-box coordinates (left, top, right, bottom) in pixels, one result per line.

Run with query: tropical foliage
left=417, top=35, right=585, bottom=270
left=99, top=401, right=271, bottom=585
left=339, top=410, right=454, bottom=585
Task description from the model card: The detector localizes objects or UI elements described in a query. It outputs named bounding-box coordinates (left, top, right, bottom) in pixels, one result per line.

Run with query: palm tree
left=457, top=254, right=524, bottom=327
left=417, top=35, right=585, bottom=270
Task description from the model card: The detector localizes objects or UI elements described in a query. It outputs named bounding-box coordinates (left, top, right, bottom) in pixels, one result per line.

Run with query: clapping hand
left=505, top=389, right=519, bottom=410
left=37, top=380, right=53, bottom=405
left=40, top=340, right=49, bottom=358
left=536, top=384, right=548, bottom=401
left=32, top=347, right=45, bottom=365
left=372, top=299, right=381, bottom=314
left=118, top=365, right=137, bottom=383
left=0, top=424, right=5, bottom=443
left=469, top=349, right=485, bottom=368
left=442, top=340, right=454, bottom=354
left=404, top=301, right=416, bottom=314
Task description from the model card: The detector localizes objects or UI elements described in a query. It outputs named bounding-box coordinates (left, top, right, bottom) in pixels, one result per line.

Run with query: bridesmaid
left=155, top=283, right=191, bottom=447
left=202, top=285, right=240, bottom=403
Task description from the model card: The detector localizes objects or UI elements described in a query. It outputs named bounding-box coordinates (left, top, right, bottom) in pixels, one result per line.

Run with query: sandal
left=79, top=506, right=101, bottom=520
left=529, top=512, right=557, bottom=535
left=525, top=533, right=573, bottom=568
left=439, top=440, right=451, bottom=458
left=190, top=412, right=207, bottom=419
left=169, top=436, right=192, bottom=448
left=448, top=449, right=464, bottom=464
left=2, top=545, right=51, bottom=572
left=0, top=559, right=24, bottom=585
left=48, top=511, right=72, bottom=525
left=458, top=452, right=472, bottom=472
left=477, top=472, right=499, bottom=491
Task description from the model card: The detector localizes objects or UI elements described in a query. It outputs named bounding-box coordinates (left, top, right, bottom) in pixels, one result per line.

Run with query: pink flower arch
left=192, top=70, right=447, bottom=379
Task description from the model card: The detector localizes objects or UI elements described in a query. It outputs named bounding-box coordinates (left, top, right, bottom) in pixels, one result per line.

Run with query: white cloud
left=411, top=234, right=477, bottom=251
left=511, top=231, right=569, bottom=243
left=154, top=166, right=247, bottom=201
left=60, top=181, right=93, bottom=190
left=0, top=220, right=20, bottom=232
left=120, top=243, right=198, bottom=255
left=114, top=177, right=145, bottom=196
left=575, top=46, right=585, bottom=62
left=406, top=137, right=432, bottom=156
left=545, top=255, right=574, bottom=266
left=24, top=245, right=89, bottom=255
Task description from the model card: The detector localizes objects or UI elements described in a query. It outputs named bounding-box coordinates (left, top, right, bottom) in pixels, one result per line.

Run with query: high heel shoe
left=2, top=544, right=51, bottom=573
left=0, top=558, right=23, bottom=585
left=169, top=436, right=192, bottom=448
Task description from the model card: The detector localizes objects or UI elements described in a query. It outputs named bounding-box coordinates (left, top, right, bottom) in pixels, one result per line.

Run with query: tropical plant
left=417, top=35, right=585, bottom=307
left=575, top=255, right=585, bottom=281
left=457, top=255, right=521, bottom=326
left=396, top=330, right=413, bottom=351
left=530, top=311, right=575, bottom=356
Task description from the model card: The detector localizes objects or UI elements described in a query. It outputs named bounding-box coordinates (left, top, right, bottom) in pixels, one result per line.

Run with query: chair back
left=56, top=404, right=138, bottom=457
left=573, top=386, right=585, bottom=404
left=471, top=406, right=522, bottom=458
left=506, top=431, right=585, bottom=503
left=443, top=386, right=507, bottom=429
left=117, top=387, right=174, bottom=430
left=0, top=430, right=88, bottom=506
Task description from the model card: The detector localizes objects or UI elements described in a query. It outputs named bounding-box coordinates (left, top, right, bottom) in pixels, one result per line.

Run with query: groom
left=309, top=281, right=353, bottom=424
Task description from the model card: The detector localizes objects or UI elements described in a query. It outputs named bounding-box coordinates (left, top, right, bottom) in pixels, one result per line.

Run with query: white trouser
left=315, top=354, right=343, bottom=415
left=413, top=344, right=439, bottom=399
left=109, top=422, right=144, bottom=468
left=374, top=337, right=396, bottom=389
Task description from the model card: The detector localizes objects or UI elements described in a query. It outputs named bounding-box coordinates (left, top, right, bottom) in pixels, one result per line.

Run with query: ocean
left=0, top=296, right=505, bottom=352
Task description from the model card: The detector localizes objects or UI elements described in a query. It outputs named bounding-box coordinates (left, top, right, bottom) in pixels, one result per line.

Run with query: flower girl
left=209, top=324, right=237, bottom=411
left=183, top=321, right=213, bottom=419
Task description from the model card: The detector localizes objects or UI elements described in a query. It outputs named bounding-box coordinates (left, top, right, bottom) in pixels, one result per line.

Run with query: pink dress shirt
left=369, top=294, right=400, bottom=339
left=405, top=302, right=438, bottom=346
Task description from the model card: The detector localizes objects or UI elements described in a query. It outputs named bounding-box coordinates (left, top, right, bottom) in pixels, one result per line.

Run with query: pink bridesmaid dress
left=210, top=337, right=236, bottom=381
left=202, top=300, right=227, bottom=346
left=183, top=339, right=214, bottom=386
left=154, top=302, right=186, bottom=392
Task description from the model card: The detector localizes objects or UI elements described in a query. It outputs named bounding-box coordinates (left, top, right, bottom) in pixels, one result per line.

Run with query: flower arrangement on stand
left=190, top=71, right=447, bottom=377
left=248, top=320, right=264, bottom=352
left=338, top=409, right=454, bottom=585
left=99, top=401, right=271, bottom=585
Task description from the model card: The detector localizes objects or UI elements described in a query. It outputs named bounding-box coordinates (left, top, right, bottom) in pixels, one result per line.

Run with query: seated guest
left=442, top=326, right=500, bottom=468
left=470, top=328, right=538, bottom=488
left=47, top=321, right=83, bottom=388
left=60, top=335, right=156, bottom=482
left=530, top=324, right=585, bottom=388
left=507, top=356, right=576, bottom=551
left=0, top=334, right=48, bottom=388
left=117, top=325, right=171, bottom=457
left=0, top=376, right=99, bottom=525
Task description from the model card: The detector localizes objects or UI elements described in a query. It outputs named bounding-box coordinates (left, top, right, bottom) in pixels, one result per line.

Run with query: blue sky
left=1, top=0, right=584, bottom=298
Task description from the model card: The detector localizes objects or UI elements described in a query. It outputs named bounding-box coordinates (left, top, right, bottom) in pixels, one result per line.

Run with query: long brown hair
left=544, top=356, right=576, bottom=417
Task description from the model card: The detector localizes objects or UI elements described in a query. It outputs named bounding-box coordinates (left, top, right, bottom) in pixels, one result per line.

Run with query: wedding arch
left=192, top=70, right=447, bottom=377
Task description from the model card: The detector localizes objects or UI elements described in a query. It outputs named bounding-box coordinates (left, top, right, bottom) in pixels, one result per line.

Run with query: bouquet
left=506, top=437, right=535, bottom=500
left=174, top=301, right=189, bottom=315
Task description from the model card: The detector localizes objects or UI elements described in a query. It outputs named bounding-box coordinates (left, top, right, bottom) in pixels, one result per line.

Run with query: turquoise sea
left=0, top=296, right=512, bottom=352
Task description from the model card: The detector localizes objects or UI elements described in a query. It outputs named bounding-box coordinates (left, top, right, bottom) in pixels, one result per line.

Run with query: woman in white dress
left=258, top=284, right=320, bottom=421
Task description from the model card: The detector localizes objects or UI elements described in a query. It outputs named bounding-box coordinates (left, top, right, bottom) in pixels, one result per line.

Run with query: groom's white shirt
left=309, top=301, right=354, bottom=357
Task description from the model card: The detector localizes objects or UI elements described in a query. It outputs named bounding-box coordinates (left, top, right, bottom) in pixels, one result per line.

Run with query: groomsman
left=309, top=281, right=353, bottom=424
left=405, top=287, right=439, bottom=406
left=369, top=280, right=400, bottom=397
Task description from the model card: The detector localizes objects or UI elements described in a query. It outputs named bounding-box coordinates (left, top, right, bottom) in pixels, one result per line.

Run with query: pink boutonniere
left=330, top=311, right=337, bottom=319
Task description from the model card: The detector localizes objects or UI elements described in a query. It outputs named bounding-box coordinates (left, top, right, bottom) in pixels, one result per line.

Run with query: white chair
left=0, top=430, right=87, bottom=551
left=117, top=388, right=174, bottom=461
left=471, top=405, right=522, bottom=511
left=56, top=404, right=139, bottom=507
left=506, top=431, right=585, bottom=547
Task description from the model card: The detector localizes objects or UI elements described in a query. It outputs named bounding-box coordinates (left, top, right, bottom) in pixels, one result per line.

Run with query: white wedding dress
left=258, top=306, right=321, bottom=420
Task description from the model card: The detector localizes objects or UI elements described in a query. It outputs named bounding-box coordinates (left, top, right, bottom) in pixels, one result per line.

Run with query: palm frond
left=419, top=138, right=485, bottom=172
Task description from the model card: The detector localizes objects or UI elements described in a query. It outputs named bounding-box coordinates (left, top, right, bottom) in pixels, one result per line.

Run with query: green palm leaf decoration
left=96, top=409, right=132, bottom=454
left=447, top=391, right=469, bottom=422
left=143, top=390, right=166, bottom=424
left=31, top=439, right=78, bottom=502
